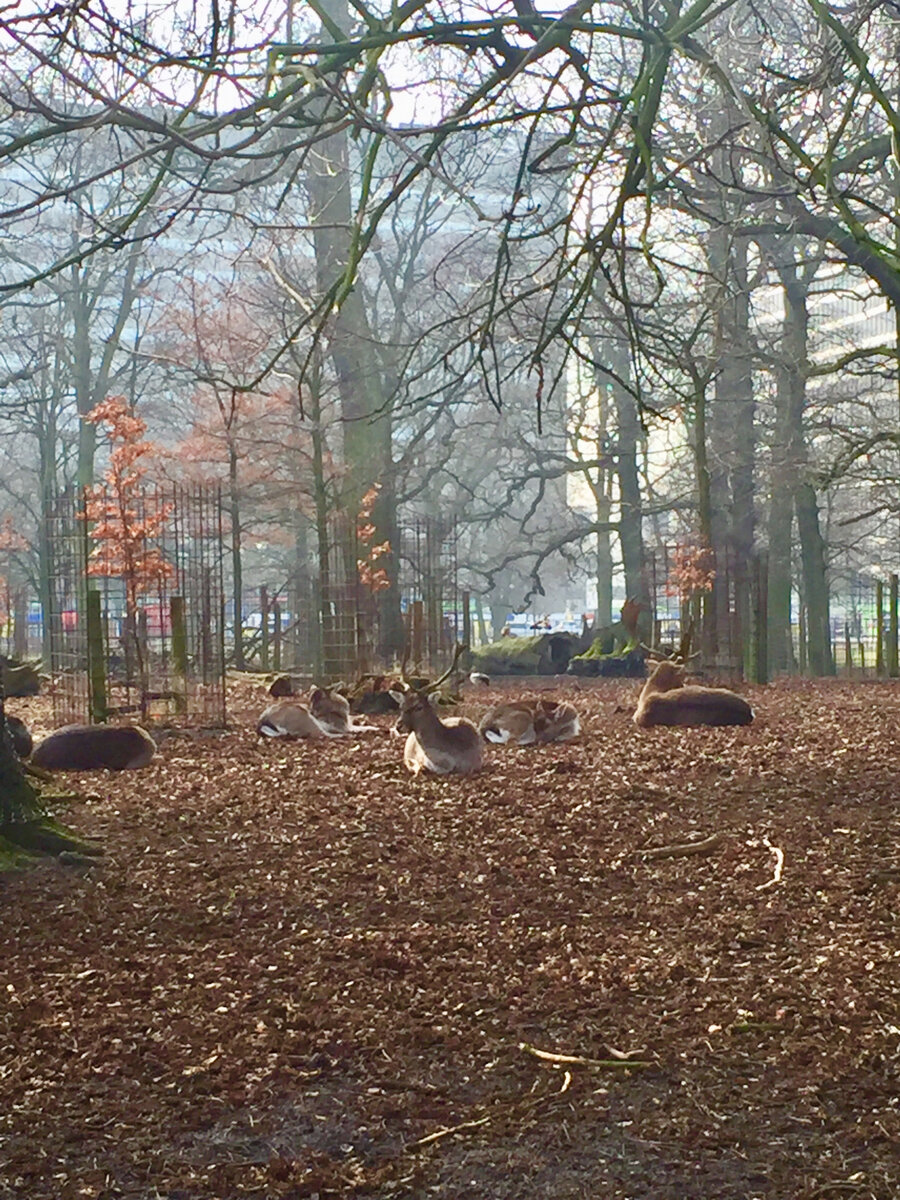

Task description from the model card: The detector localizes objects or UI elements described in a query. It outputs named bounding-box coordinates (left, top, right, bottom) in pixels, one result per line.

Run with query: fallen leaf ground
left=2, top=675, right=899, bottom=1199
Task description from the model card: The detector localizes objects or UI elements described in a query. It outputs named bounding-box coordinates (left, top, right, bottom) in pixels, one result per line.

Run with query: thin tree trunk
left=796, top=481, right=834, bottom=675
left=774, top=252, right=834, bottom=677
left=229, top=444, right=245, bottom=670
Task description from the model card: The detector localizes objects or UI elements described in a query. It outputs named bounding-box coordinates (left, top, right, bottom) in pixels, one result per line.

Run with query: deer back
left=308, top=686, right=352, bottom=734
left=634, top=684, right=753, bottom=728
left=533, top=698, right=581, bottom=743
left=257, top=700, right=331, bottom=739
left=478, top=701, right=538, bottom=745
left=32, top=724, right=156, bottom=770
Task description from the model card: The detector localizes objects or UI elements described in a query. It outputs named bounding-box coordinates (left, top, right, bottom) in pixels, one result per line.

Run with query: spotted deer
left=256, top=700, right=337, bottom=739
left=390, top=645, right=483, bottom=776
left=478, top=697, right=580, bottom=745
left=308, top=685, right=379, bottom=735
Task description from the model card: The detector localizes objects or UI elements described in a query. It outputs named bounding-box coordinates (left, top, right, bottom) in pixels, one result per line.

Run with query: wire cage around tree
left=44, top=484, right=227, bottom=728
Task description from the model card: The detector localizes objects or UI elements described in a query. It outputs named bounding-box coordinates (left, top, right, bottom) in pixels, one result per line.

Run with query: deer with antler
left=634, top=625, right=753, bottom=729
left=390, top=644, right=483, bottom=776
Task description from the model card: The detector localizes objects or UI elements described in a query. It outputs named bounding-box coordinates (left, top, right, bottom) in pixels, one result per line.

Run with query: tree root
left=2, top=818, right=103, bottom=859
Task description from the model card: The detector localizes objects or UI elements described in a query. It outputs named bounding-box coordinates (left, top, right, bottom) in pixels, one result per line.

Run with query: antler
left=641, top=617, right=699, bottom=665
left=677, top=617, right=696, bottom=664
left=398, top=645, right=411, bottom=689
left=424, top=643, right=468, bottom=695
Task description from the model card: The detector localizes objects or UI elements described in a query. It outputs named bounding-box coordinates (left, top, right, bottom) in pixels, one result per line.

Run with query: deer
left=478, top=697, right=580, bottom=745
left=31, top=724, right=157, bottom=770
left=256, top=699, right=338, bottom=740
left=633, top=659, right=753, bottom=728
left=307, top=685, right=379, bottom=735
left=389, top=644, right=483, bottom=776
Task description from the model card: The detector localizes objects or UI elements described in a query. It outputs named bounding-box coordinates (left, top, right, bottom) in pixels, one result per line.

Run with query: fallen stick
left=407, top=1065, right=581, bottom=1151
left=407, top=1115, right=491, bottom=1150
left=637, top=831, right=725, bottom=860
left=757, top=839, right=785, bottom=890
left=518, top=1043, right=652, bottom=1069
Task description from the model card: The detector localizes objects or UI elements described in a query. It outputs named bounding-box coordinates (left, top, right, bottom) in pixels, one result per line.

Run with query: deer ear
left=388, top=690, right=406, bottom=705
left=309, top=687, right=324, bottom=702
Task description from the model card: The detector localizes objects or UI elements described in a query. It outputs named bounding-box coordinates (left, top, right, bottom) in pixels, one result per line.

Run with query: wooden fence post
left=461, top=590, right=471, bottom=649
left=412, top=600, right=425, bottom=668
left=259, top=586, right=269, bottom=672
left=876, top=580, right=885, bottom=677
left=747, top=553, right=768, bottom=684
left=170, top=595, right=188, bottom=714
left=13, top=592, right=27, bottom=660
left=890, top=574, right=899, bottom=678
left=86, top=588, right=108, bottom=723
left=272, top=600, right=282, bottom=673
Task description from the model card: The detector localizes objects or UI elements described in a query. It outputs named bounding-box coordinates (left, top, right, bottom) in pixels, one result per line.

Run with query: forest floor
left=2, top=673, right=899, bottom=1200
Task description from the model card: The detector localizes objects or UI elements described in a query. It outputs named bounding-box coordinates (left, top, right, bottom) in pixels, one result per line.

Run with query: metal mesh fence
left=38, top=496, right=900, bottom=702
left=234, top=516, right=462, bottom=682
left=45, top=485, right=227, bottom=726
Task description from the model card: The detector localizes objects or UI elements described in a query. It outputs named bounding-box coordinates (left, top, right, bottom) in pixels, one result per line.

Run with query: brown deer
left=390, top=645, right=483, bottom=776
left=31, top=724, right=156, bottom=770
left=478, top=697, right=580, bottom=745
left=308, top=686, right=379, bottom=735
left=633, top=660, right=753, bottom=727
left=256, top=700, right=337, bottom=740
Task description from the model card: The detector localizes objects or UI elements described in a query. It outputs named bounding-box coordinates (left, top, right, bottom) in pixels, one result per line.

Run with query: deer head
left=389, top=644, right=483, bottom=775
left=391, top=643, right=467, bottom=732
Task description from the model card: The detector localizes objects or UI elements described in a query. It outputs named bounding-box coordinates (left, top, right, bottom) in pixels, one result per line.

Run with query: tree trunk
left=304, top=0, right=400, bottom=662
left=773, top=251, right=834, bottom=677
left=228, top=444, right=245, bottom=669
left=613, top=373, right=648, bottom=614
left=767, top=253, right=806, bottom=674
left=706, top=230, right=755, bottom=669
left=0, top=672, right=40, bottom=828
left=796, top=481, right=834, bottom=675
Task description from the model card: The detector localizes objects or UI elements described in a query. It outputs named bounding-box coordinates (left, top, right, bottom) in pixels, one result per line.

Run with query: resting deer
left=390, top=645, right=483, bottom=776
left=308, top=686, right=379, bottom=735
left=256, top=699, right=338, bottom=739
left=633, top=660, right=753, bottom=727
left=479, top=698, right=580, bottom=745
left=31, top=724, right=156, bottom=770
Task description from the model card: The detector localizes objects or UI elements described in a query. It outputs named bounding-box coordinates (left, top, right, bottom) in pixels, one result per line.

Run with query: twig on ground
left=518, top=1043, right=652, bottom=1069
left=757, top=838, right=785, bottom=890
left=406, top=1115, right=491, bottom=1149
left=637, top=831, right=725, bottom=860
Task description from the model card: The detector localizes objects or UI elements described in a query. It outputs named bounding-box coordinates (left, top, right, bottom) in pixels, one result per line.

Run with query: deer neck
left=409, top=697, right=447, bottom=740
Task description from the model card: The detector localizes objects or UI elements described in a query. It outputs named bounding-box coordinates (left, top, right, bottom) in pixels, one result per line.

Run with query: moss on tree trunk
left=1, top=687, right=101, bottom=865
